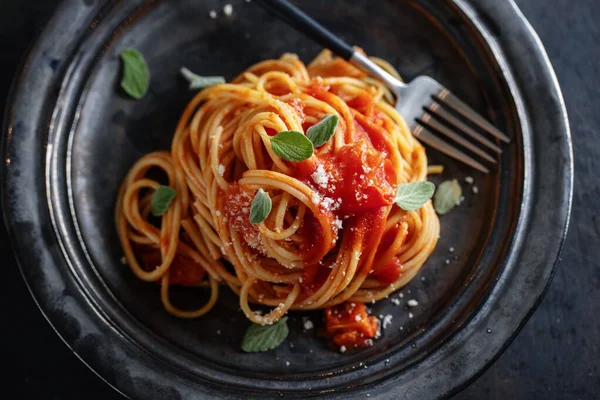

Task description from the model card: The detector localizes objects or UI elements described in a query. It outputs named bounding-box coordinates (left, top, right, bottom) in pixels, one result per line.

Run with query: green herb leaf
left=119, top=49, right=150, bottom=99
left=306, top=114, right=339, bottom=147
left=433, top=179, right=462, bottom=215
left=394, top=181, right=435, bottom=211
left=270, top=131, right=314, bottom=161
left=241, top=317, right=289, bottom=352
left=151, top=186, right=176, bottom=217
left=180, top=67, right=225, bottom=90
left=250, top=188, right=272, bottom=224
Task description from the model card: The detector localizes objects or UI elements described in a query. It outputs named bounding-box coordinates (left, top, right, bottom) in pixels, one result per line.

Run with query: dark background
left=1, top=0, right=598, bottom=399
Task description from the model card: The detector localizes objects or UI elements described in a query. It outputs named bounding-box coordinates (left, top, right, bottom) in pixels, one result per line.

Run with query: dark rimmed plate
left=1, top=0, right=572, bottom=398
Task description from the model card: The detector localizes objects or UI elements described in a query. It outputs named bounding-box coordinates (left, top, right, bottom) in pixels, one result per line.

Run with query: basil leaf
left=250, top=188, right=272, bottom=224
left=394, top=181, right=435, bottom=211
left=241, top=317, right=289, bottom=352
left=151, top=186, right=176, bottom=217
left=270, top=131, right=314, bottom=161
left=306, top=114, right=339, bottom=147
left=180, top=67, right=225, bottom=90
left=433, top=179, right=462, bottom=215
left=119, top=49, right=150, bottom=99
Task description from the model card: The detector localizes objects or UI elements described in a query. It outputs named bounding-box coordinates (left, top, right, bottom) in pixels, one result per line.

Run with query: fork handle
left=253, top=0, right=355, bottom=59
left=253, top=0, right=403, bottom=89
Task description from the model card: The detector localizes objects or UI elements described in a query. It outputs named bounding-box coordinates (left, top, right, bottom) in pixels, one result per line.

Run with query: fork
left=254, top=0, right=510, bottom=173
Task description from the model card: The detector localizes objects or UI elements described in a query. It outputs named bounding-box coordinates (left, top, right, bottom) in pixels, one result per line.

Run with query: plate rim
left=1, top=0, right=573, bottom=398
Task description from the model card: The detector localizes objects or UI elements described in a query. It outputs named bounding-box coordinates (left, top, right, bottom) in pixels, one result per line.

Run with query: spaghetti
left=116, top=50, right=440, bottom=333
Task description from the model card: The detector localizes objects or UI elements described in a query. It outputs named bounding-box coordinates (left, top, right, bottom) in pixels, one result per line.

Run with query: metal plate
left=1, top=0, right=572, bottom=398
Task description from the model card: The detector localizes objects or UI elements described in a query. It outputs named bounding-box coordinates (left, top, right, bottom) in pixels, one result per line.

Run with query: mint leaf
left=151, top=186, right=176, bottom=217
left=394, top=181, right=435, bottom=211
left=270, top=131, right=314, bottom=161
left=180, top=66, right=225, bottom=90
left=250, top=188, right=272, bottom=224
left=241, top=317, right=289, bottom=352
left=433, top=179, right=462, bottom=215
left=306, top=114, right=339, bottom=147
left=120, top=49, right=149, bottom=99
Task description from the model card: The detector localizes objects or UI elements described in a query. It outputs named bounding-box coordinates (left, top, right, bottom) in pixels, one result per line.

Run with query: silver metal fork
left=352, top=54, right=510, bottom=173
left=255, top=0, right=510, bottom=173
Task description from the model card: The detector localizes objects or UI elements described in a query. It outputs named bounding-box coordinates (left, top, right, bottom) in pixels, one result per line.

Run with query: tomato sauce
left=284, top=97, right=306, bottom=120
left=286, top=84, right=399, bottom=289
left=345, top=91, right=375, bottom=117
left=324, top=302, right=379, bottom=350
left=294, top=138, right=395, bottom=215
left=133, top=244, right=206, bottom=286
left=223, top=184, right=262, bottom=250
left=264, top=127, right=278, bottom=137
left=301, top=262, right=331, bottom=296
left=372, top=257, right=402, bottom=284
left=307, top=58, right=366, bottom=79
left=226, top=82, right=402, bottom=290
left=296, top=211, right=327, bottom=262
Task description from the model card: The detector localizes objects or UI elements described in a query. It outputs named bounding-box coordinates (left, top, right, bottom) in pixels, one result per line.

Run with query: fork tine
left=435, top=89, right=511, bottom=143
left=420, top=112, right=497, bottom=163
left=425, top=103, right=502, bottom=154
left=413, top=124, right=490, bottom=174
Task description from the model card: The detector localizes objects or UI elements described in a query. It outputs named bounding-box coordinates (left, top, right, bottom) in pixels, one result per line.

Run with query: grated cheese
left=311, top=192, right=320, bottom=205
left=303, top=319, right=314, bottom=330
left=334, top=218, right=343, bottom=229
left=311, top=164, right=329, bottom=188
left=382, top=314, right=393, bottom=329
